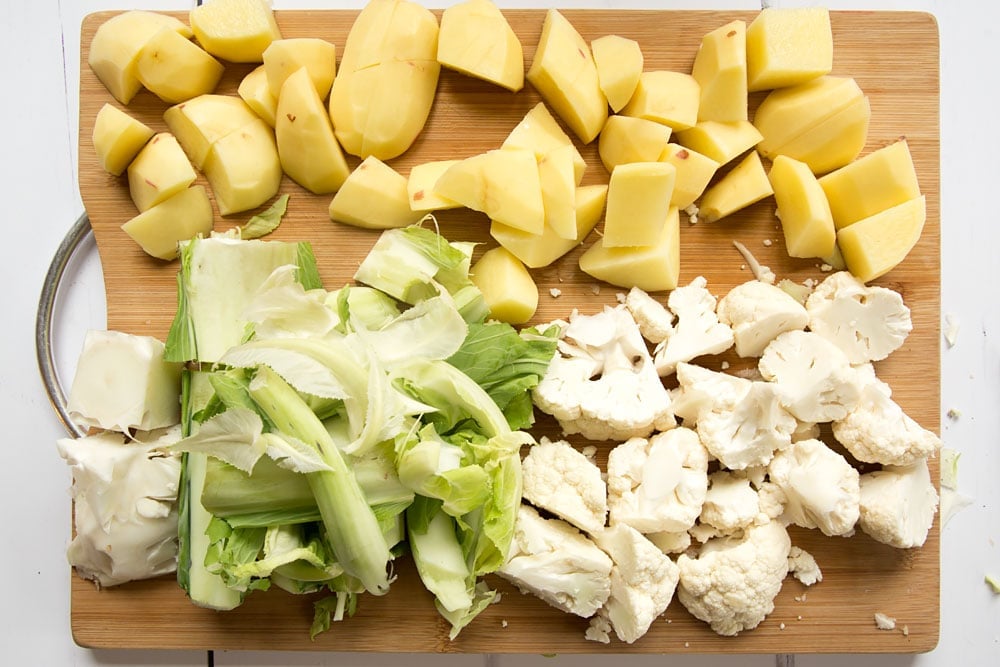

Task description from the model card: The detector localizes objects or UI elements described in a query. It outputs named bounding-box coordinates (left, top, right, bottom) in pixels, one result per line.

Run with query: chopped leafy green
left=240, top=194, right=289, bottom=239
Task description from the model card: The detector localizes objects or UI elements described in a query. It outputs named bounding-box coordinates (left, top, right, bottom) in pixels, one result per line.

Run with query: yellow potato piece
left=237, top=65, right=278, bottom=127
left=490, top=184, right=606, bottom=269
left=604, top=162, right=676, bottom=248
left=691, top=20, right=748, bottom=123
left=838, top=196, right=926, bottom=283
left=329, top=157, right=424, bottom=229
left=434, top=149, right=545, bottom=234
left=771, top=95, right=871, bottom=175
left=580, top=206, right=681, bottom=292
left=121, top=186, right=213, bottom=261
left=768, top=155, right=836, bottom=258
left=471, top=247, right=539, bottom=324
left=621, top=70, right=700, bottom=132
left=329, top=0, right=440, bottom=160
left=699, top=150, right=773, bottom=223
left=819, top=140, right=921, bottom=230
left=658, top=143, right=719, bottom=209
left=263, top=38, right=337, bottom=101
left=92, top=103, right=154, bottom=176
left=127, top=133, right=197, bottom=213
left=747, top=7, right=833, bottom=92
left=407, top=160, right=463, bottom=212
left=164, top=94, right=260, bottom=170
left=88, top=10, right=193, bottom=105
left=538, top=145, right=578, bottom=240
left=591, top=35, right=643, bottom=113
left=527, top=9, right=608, bottom=144
left=275, top=67, right=350, bottom=195
left=203, top=118, right=282, bottom=215
left=674, top=119, right=762, bottom=166
left=598, top=115, right=672, bottom=173
left=135, top=28, right=225, bottom=104
left=502, top=103, right=587, bottom=184
left=189, top=0, right=282, bottom=63
left=437, top=0, right=524, bottom=92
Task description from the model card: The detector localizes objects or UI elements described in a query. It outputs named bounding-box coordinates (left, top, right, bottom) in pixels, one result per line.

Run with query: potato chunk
left=203, top=118, right=282, bottom=215
left=837, top=196, right=926, bottom=283
left=121, top=186, right=213, bottom=260
left=699, top=151, right=773, bottom=223
left=747, top=7, right=833, bottom=92
left=768, top=155, right=836, bottom=258
left=591, top=35, right=643, bottom=113
left=275, top=67, right=350, bottom=195
left=92, top=103, right=154, bottom=176
left=604, top=163, right=676, bottom=248
left=674, top=120, right=762, bottom=167
left=189, top=0, right=282, bottom=63
left=135, top=28, right=225, bottom=104
left=127, top=133, right=197, bottom=212
left=691, top=20, right=748, bottom=122
left=819, top=140, right=921, bottom=230
left=407, top=160, right=463, bottom=212
left=263, top=38, right=337, bottom=100
left=238, top=65, right=278, bottom=127
left=537, top=144, right=578, bottom=240
left=437, top=0, right=524, bottom=92
left=471, top=247, right=539, bottom=325
left=527, top=9, right=608, bottom=143
left=658, top=144, right=719, bottom=209
left=329, top=157, right=423, bottom=229
left=621, top=71, right=700, bottom=132
left=502, top=103, right=587, bottom=184
left=598, top=115, right=672, bottom=173
left=163, top=94, right=260, bottom=170
left=580, top=207, right=681, bottom=292
left=88, top=10, right=193, bottom=104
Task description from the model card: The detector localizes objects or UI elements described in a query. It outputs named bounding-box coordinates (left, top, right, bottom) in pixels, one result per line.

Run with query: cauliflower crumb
left=787, top=546, right=823, bottom=586
left=501, top=619, right=508, bottom=628
left=685, top=203, right=700, bottom=225
left=616, top=292, right=627, bottom=304
left=721, top=361, right=730, bottom=370
left=946, top=408, right=961, bottom=420
left=549, top=288, right=562, bottom=298
left=943, top=313, right=960, bottom=347
left=874, top=612, right=896, bottom=630
left=779, top=622, right=786, bottom=630
left=902, top=624, right=909, bottom=636
left=820, top=263, right=833, bottom=272
left=591, top=284, right=601, bottom=295
left=763, top=239, right=773, bottom=247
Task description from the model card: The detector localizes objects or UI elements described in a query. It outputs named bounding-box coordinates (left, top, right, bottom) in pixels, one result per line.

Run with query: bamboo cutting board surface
left=75, top=8, right=940, bottom=654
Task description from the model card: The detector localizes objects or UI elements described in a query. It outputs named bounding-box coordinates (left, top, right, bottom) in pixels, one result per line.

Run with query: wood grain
left=74, top=8, right=940, bottom=654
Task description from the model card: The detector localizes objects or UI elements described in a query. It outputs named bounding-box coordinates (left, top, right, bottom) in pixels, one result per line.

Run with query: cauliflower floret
left=57, top=427, right=182, bottom=587
left=699, top=471, right=760, bottom=534
left=533, top=305, right=675, bottom=441
left=787, top=546, right=823, bottom=586
left=858, top=460, right=939, bottom=549
left=498, top=504, right=613, bottom=617
left=832, top=383, right=941, bottom=467
left=652, top=277, right=734, bottom=375
left=677, top=520, right=791, bottom=636
left=624, top=287, right=674, bottom=344
left=607, top=428, right=709, bottom=533
left=791, top=420, right=821, bottom=443
left=756, top=481, right=787, bottom=522
left=645, top=530, right=693, bottom=555
left=695, top=380, right=797, bottom=470
left=717, top=280, right=810, bottom=357
left=767, top=438, right=860, bottom=537
left=671, top=362, right=751, bottom=425
left=589, top=524, right=680, bottom=644
left=759, top=330, right=862, bottom=423
left=522, top=438, right=607, bottom=534
left=805, top=271, right=912, bottom=363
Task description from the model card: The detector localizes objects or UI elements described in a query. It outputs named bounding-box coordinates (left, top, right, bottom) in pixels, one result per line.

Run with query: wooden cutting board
left=74, top=8, right=940, bottom=654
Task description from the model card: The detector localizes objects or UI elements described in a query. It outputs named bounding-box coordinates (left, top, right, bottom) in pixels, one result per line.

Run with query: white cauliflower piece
left=832, top=383, right=941, bottom=467
left=624, top=287, right=674, bottom=344
left=695, top=380, right=797, bottom=470
left=700, top=471, right=760, bottom=534
left=498, top=504, right=613, bottom=617
left=57, top=427, right=182, bottom=587
left=805, top=271, right=912, bottom=364
left=645, top=530, right=692, bottom=555
left=522, top=438, right=608, bottom=533
left=533, top=305, right=675, bottom=441
left=677, top=520, right=791, bottom=636
left=791, top=421, right=821, bottom=443
left=653, top=277, right=734, bottom=375
left=756, top=482, right=787, bottom=522
left=671, top=362, right=751, bottom=425
left=607, top=428, right=709, bottom=533
left=767, top=438, right=860, bottom=537
left=858, top=460, right=939, bottom=549
left=589, top=524, right=680, bottom=644
left=787, top=546, right=823, bottom=586
left=759, top=330, right=862, bottom=423
left=688, top=521, right=727, bottom=544
left=717, top=280, right=810, bottom=358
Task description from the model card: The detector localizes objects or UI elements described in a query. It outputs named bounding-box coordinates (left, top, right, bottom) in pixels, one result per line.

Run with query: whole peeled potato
left=328, top=0, right=440, bottom=161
